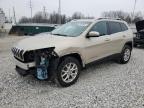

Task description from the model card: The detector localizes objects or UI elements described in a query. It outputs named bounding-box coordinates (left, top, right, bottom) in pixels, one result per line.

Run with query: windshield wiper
left=52, top=33, right=68, bottom=36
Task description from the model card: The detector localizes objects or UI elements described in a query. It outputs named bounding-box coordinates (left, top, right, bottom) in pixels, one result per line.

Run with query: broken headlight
left=23, top=47, right=57, bottom=63
left=24, top=51, right=35, bottom=63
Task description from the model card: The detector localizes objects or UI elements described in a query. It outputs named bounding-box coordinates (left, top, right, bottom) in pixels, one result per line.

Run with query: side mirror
left=87, top=31, right=100, bottom=38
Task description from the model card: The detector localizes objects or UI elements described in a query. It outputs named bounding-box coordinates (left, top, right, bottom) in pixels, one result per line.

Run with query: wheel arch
left=124, top=41, right=133, bottom=50
left=59, top=53, right=85, bottom=68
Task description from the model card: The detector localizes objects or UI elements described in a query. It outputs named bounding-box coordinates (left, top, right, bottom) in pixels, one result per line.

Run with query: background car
left=134, top=20, right=144, bottom=47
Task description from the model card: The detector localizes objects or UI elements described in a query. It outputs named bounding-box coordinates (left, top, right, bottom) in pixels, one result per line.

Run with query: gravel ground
left=0, top=36, right=144, bottom=108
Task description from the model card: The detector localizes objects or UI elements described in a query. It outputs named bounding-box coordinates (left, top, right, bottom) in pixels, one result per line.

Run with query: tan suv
left=12, top=18, right=133, bottom=87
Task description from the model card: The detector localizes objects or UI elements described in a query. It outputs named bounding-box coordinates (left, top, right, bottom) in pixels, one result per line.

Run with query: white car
left=12, top=18, right=133, bottom=87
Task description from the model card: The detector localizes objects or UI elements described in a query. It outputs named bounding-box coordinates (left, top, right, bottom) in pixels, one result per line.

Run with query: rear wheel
left=55, top=57, right=81, bottom=87
left=117, top=45, right=132, bottom=64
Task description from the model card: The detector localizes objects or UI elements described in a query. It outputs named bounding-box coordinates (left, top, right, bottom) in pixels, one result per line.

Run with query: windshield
left=51, top=21, right=91, bottom=37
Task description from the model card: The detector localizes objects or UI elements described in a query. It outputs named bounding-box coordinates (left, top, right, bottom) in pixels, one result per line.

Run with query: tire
left=55, top=57, right=81, bottom=87
left=117, top=45, right=132, bottom=64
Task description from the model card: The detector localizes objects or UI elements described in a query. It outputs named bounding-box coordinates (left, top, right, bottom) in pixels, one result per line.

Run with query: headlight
left=24, top=51, right=35, bottom=62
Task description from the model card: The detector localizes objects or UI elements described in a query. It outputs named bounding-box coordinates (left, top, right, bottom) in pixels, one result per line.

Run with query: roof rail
left=98, top=17, right=122, bottom=20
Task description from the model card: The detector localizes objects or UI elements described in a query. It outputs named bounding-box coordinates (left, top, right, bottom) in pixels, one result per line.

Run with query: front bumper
left=16, top=66, right=35, bottom=76
left=14, top=58, right=35, bottom=70
left=14, top=57, right=60, bottom=78
left=14, top=58, right=35, bottom=76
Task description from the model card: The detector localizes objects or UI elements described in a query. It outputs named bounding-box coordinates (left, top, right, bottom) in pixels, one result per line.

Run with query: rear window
left=109, top=22, right=122, bottom=34
left=120, top=23, right=128, bottom=31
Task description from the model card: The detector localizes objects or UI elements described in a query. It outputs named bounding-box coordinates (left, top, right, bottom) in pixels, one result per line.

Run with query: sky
left=0, top=0, right=144, bottom=21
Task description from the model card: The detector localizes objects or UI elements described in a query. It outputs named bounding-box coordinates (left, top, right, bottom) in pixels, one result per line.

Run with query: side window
left=91, top=21, right=108, bottom=36
left=109, top=22, right=122, bottom=34
left=120, top=23, right=128, bottom=31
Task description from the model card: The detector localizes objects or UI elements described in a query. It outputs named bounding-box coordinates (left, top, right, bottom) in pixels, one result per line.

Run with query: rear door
left=107, top=21, right=124, bottom=54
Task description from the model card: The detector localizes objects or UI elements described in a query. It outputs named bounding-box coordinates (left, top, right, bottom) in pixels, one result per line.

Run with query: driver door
left=84, top=21, right=112, bottom=63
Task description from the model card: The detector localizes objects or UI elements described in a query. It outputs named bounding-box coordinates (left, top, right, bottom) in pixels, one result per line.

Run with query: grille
left=11, top=47, right=24, bottom=61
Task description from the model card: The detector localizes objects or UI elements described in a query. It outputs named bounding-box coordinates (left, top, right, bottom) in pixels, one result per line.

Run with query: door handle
left=105, top=38, right=111, bottom=41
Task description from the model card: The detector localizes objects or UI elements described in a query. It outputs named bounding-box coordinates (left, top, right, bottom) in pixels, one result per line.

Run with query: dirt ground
left=0, top=35, right=144, bottom=108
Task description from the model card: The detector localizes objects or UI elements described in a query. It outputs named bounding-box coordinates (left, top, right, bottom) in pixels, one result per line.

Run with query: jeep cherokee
left=12, top=18, right=133, bottom=87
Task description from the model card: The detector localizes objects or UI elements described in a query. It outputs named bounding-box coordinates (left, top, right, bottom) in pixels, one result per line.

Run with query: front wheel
left=117, top=45, right=132, bottom=64
left=55, top=57, right=81, bottom=87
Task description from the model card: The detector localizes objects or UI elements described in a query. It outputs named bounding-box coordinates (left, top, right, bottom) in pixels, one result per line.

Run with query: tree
left=72, top=12, right=85, bottom=19
left=19, top=16, right=30, bottom=23
left=61, top=14, right=66, bottom=24
left=102, top=11, right=128, bottom=20
left=33, top=12, right=44, bottom=23
left=33, top=11, right=51, bottom=23
left=133, top=12, right=143, bottom=23
left=101, top=10, right=144, bottom=23
left=19, top=10, right=143, bottom=24
left=49, top=12, right=59, bottom=24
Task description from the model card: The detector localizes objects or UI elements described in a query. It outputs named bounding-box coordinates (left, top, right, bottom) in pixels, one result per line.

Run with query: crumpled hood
left=14, top=33, right=76, bottom=51
left=136, top=20, right=144, bottom=32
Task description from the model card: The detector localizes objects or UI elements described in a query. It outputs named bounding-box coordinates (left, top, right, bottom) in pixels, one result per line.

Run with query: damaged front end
left=13, top=47, right=59, bottom=80
left=34, top=47, right=59, bottom=80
